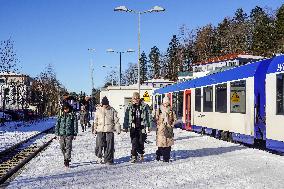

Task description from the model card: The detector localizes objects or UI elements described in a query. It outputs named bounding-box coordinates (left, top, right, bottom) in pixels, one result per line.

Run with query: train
left=153, top=54, right=284, bottom=153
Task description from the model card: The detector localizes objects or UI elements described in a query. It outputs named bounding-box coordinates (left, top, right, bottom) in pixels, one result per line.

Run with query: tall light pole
left=88, top=48, right=95, bottom=115
left=114, top=5, right=165, bottom=95
left=106, top=48, right=135, bottom=87
left=88, top=48, right=95, bottom=93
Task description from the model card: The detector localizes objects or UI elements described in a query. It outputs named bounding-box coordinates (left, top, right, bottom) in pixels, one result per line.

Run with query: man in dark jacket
left=123, top=92, right=152, bottom=163
left=55, top=103, right=78, bottom=167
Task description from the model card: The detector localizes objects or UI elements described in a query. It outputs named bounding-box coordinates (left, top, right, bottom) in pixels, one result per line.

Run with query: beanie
left=101, top=96, right=109, bottom=105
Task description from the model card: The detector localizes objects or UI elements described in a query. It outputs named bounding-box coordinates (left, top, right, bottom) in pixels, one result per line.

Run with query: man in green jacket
left=55, top=103, right=78, bottom=167
left=123, top=92, right=152, bottom=163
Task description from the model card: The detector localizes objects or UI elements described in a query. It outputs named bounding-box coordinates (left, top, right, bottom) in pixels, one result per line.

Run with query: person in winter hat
left=55, top=102, right=78, bottom=167
left=79, top=105, right=88, bottom=132
left=93, top=96, right=121, bottom=165
left=155, top=96, right=176, bottom=162
left=123, top=92, right=152, bottom=163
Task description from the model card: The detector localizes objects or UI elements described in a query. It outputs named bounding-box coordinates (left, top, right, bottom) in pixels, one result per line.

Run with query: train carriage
left=154, top=56, right=284, bottom=151
left=265, top=55, right=284, bottom=152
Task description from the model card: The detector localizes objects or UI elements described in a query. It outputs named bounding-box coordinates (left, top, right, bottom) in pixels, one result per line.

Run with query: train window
left=203, top=86, right=213, bottom=112
left=276, top=73, right=284, bottom=114
left=215, top=84, right=227, bottom=113
left=177, top=91, right=184, bottom=118
left=195, top=88, right=201, bottom=112
left=230, top=80, right=246, bottom=113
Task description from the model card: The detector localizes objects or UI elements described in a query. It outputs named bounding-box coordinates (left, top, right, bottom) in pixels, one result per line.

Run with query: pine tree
left=148, top=46, right=161, bottom=79
left=275, top=4, right=284, bottom=53
left=167, top=35, right=182, bottom=81
left=250, top=6, right=275, bottom=56
left=140, top=51, right=148, bottom=83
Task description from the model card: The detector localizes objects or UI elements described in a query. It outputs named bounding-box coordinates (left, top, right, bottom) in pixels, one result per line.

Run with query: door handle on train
left=198, top=114, right=205, bottom=118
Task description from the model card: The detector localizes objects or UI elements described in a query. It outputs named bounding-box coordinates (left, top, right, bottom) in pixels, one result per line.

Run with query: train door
left=184, top=90, right=192, bottom=130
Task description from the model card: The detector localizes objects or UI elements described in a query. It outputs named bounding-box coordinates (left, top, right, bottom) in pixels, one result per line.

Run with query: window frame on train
left=203, top=86, right=213, bottom=112
left=195, top=88, right=201, bottom=112
left=276, top=73, right=284, bottom=115
left=215, top=83, right=227, bottom=113
left=230, top=80, right=246, bottom=114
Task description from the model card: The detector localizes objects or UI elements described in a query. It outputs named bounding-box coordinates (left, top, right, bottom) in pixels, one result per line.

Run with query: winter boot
left=130, top=156, right=137, bottom=163
left=156, top=155, right=160, bottom=161
left=140, top=154, right=144, bottom=161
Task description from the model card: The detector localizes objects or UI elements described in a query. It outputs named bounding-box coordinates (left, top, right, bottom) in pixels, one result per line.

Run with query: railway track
left=0, top=127, right=55, bottom=185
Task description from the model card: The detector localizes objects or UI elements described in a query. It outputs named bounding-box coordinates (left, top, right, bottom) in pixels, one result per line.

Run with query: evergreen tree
left=250, top=6, right=275, bottom=56
left=167, top=35, right=182, bottom=81
left=148, top=46, right=161, bottom=79
left=139, top=51, right=148, bottom=83
left=275, top=4, right=284, bottom=53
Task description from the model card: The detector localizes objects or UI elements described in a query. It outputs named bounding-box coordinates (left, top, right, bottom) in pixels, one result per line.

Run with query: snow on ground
left=6, top=128, right=284, bottom=189
left=0, top=118, right=56, bottom=153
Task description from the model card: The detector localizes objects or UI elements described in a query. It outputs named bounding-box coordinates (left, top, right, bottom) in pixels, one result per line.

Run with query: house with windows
left=0, top=72, right=33, bottom=110
left=178, top=54, right=263, bottom=82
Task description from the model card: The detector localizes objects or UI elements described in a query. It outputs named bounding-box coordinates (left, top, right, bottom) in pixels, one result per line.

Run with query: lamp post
left=114, top=5, right=165, bottom=95
left=88, top=48, right=95, bottom=92
left=88, top=48, right=96, bottom=116
left=106, top=48, right=134, bottom=87
left=101, top=65, right=118, bottom=86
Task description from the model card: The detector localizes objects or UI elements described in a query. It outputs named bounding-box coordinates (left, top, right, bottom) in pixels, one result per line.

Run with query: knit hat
left=163, top=96, right=170, bottom=104
left=101, top=96, right=109, bottom=105
left=132, top=92, right=140, bottom=99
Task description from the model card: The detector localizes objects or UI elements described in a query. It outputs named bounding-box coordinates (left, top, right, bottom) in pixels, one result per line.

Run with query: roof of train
left=267, top=54, right=284, bottom=74
left=154, top=58, right=273, bottom=94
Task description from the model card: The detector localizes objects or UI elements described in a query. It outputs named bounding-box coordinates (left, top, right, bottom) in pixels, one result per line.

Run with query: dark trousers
left=59, top=136, right=73, bottom=161
left=130, top=128, right=146, bottom=157
left=95, top=132, right=114, bottom=163
left=156, top=147, right=171, bottom=162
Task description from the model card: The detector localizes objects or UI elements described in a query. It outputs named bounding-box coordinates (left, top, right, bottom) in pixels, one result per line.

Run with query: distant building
left=178, top=54, right=263, bottom=82
left=100, top=79, right=174, bottom=124
left=0, top=72, right=33, bottom=110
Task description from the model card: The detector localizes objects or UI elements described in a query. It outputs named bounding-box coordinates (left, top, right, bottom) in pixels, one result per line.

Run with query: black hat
left=62, top=102, right=70, bottom=110
left=101, top=96, right=109, bottom=105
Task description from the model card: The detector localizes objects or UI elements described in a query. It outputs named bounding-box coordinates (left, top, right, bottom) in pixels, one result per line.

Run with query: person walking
left=93, top=96, right=121, bottom=165
left=55, top=102, right=78, bottom=167
left=156, top=96, right=176, bottom=162
left=79, top=105, right=88, bottom=132
left=123, top=92, right=152, bottom=163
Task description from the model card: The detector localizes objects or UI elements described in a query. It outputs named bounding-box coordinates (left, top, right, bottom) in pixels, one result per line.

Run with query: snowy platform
left=5, top=128, right=284, bottom=189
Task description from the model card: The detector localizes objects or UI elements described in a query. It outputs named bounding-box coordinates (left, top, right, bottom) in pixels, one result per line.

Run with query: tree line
left=105, top=5, right=284, bottom=85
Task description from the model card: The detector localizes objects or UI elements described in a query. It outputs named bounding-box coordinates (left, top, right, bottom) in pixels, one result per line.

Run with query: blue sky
left=0, top=0, right=283, bottom=94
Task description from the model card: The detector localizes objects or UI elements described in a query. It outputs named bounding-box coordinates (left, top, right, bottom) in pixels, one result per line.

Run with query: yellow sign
left=231, top=92, right=240, bottom=102
left=143, top=91, right=150, bottom=102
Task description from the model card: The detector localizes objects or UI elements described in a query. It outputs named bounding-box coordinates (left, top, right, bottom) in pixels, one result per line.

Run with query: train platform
left=4, top=128, right=284, bottom=189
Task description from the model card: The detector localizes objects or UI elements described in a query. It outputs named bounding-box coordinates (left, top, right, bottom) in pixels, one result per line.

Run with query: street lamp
left=88, top=48, right=95, bottom=92
left=101, top=65, right=118, bottom=86
left=106, top=48, right=135, bottom=87
left=114, top=5, right=165, bottom=96
left=88, top=48, right=96, bottom=115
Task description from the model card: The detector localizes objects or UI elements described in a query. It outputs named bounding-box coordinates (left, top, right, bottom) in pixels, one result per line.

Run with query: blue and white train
left=153, top=54, right=284, bottom=153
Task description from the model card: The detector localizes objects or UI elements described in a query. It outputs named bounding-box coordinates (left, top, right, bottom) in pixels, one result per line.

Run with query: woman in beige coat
left=156, top=96, right=176, bottom=162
